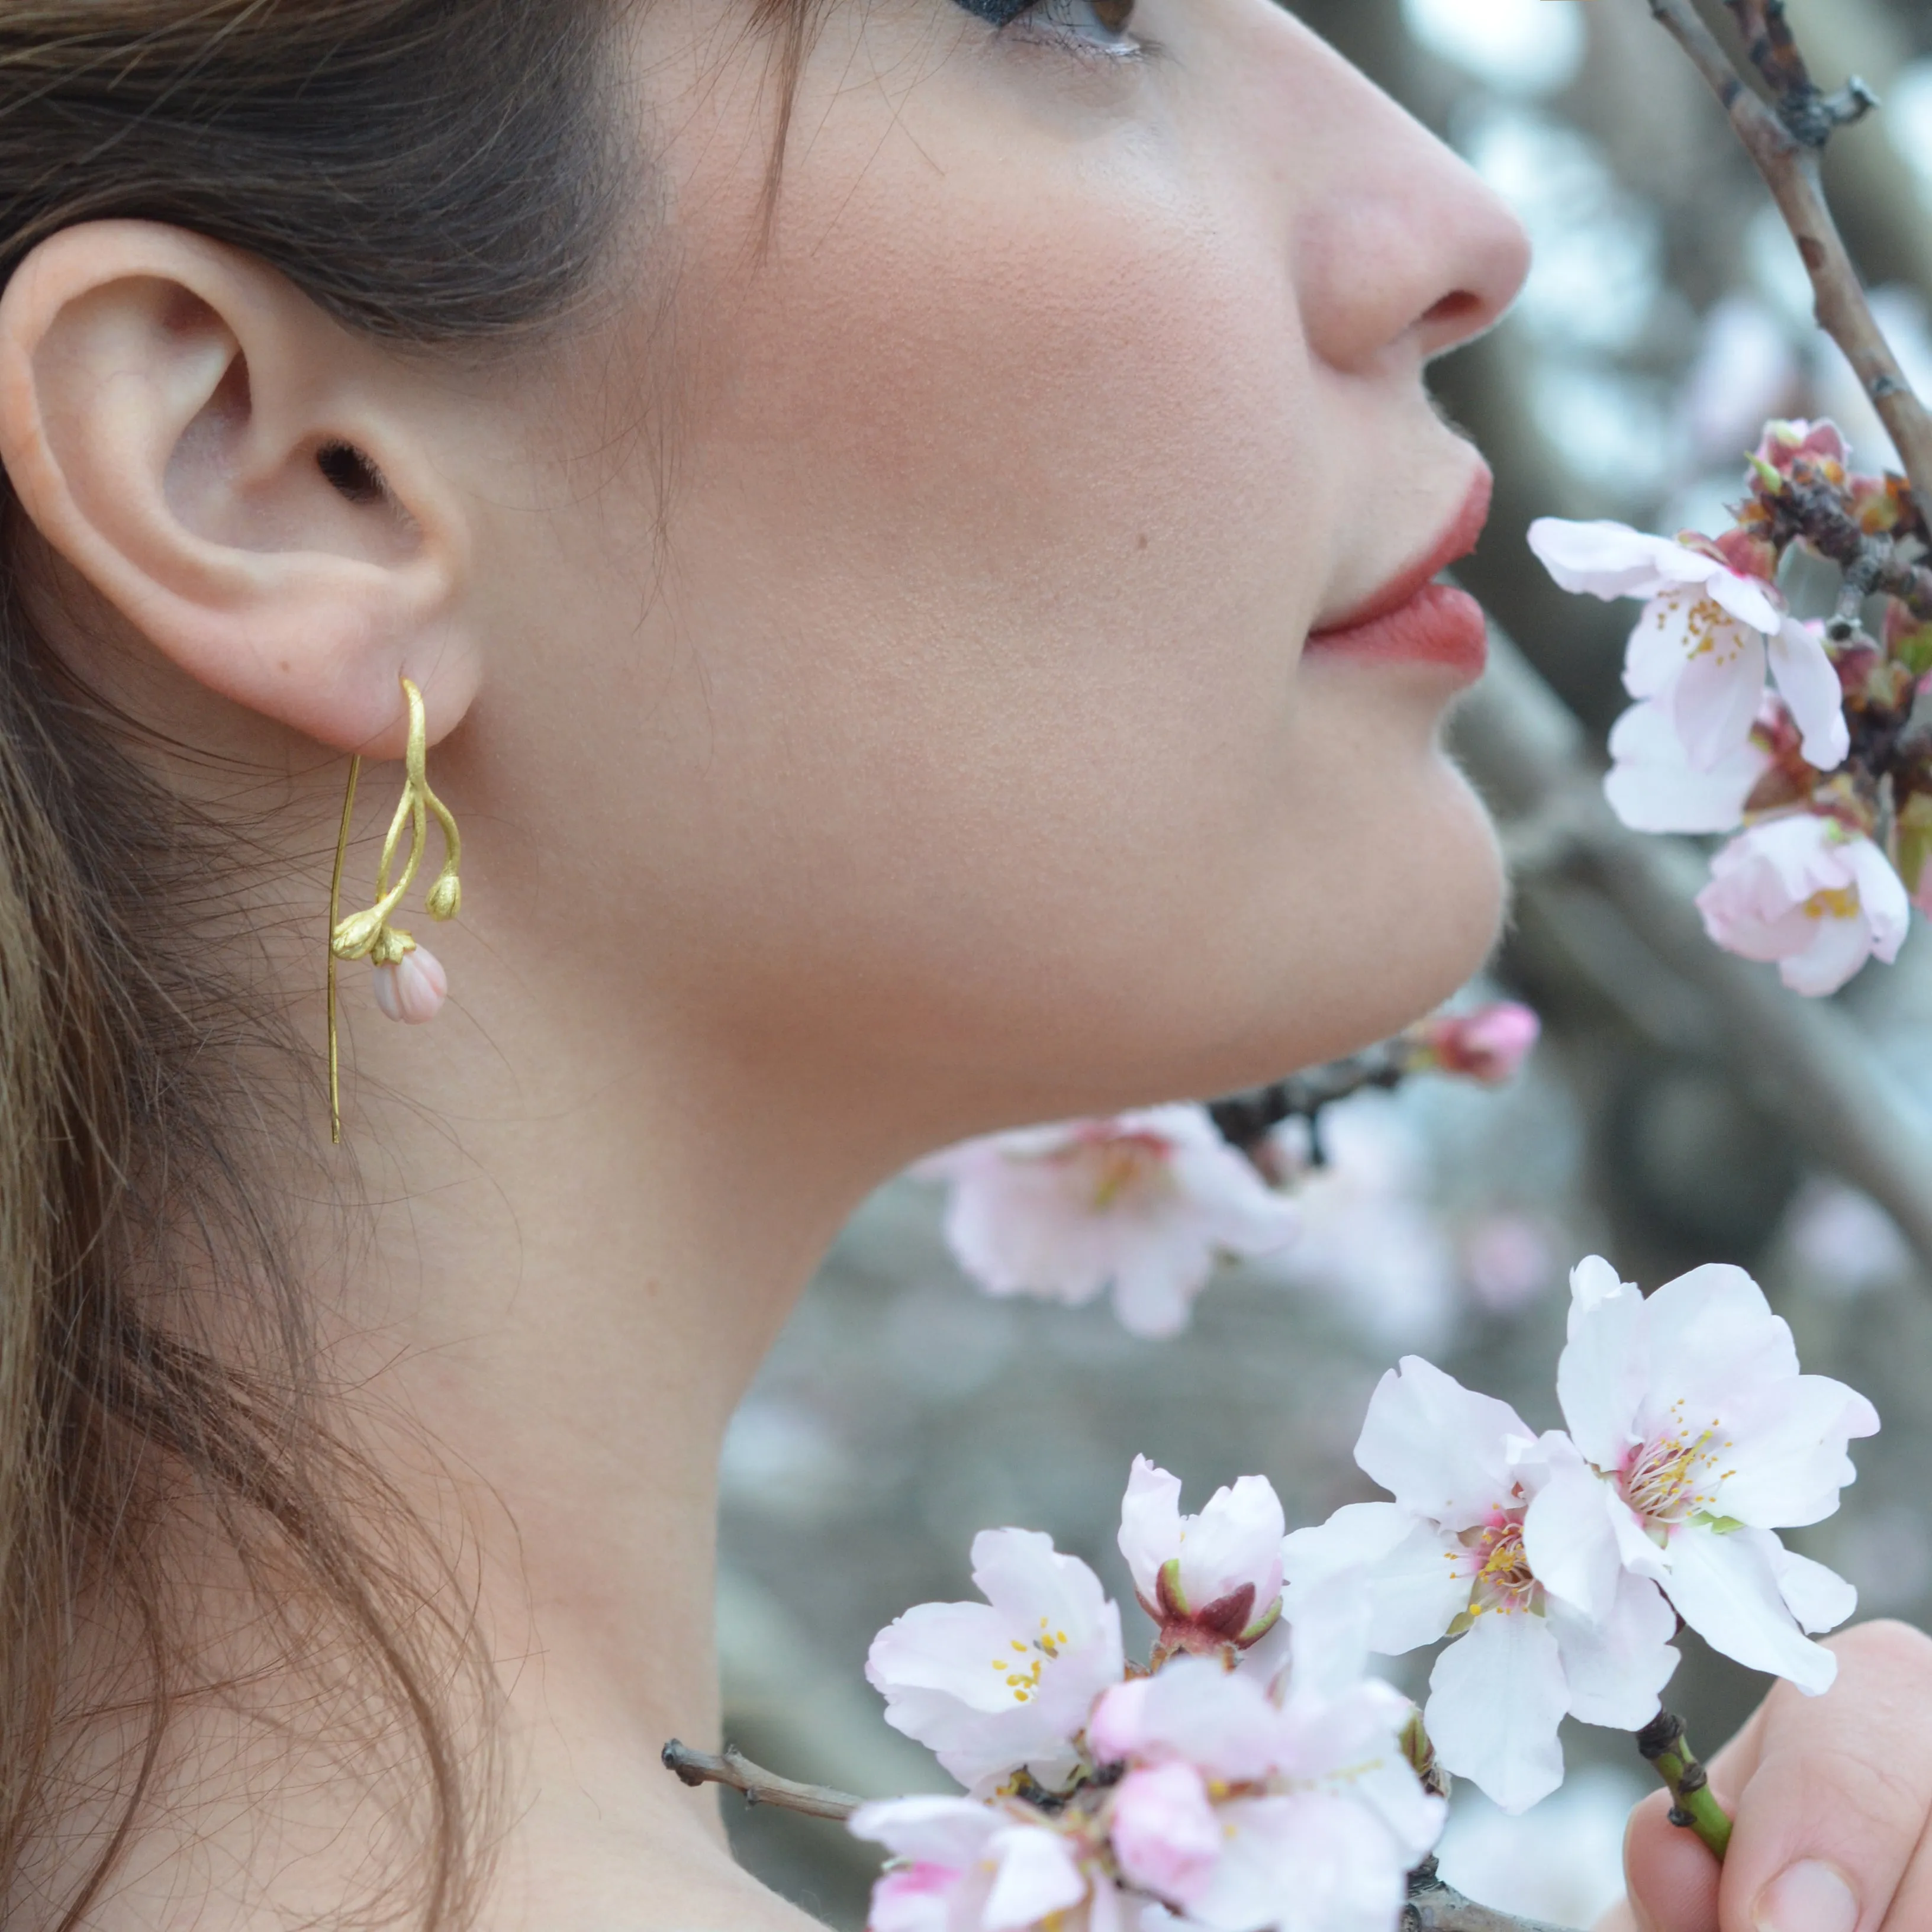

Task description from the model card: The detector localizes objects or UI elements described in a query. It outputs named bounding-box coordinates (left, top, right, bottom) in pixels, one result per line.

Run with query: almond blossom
left=866, top=1528, right=1125, bottom=1793
left=1118, top=1456, right=1285, bottom=1661
left=1602, top=695, right=1771, bottom=835
left=850, top=1796, right=1125, bottom=1932
left=1527, top=516, right=1847, bottom=774
left=1086, top=1646, right=1444, bottom=1932
left=1279, top=1358, right=1679, bottom=1813
left=1696, top=813, right=1909, bottom=996
left=1535, top=1256, right=1876, bottom=1696
left=916, top=1106, right=1297, bottom=1339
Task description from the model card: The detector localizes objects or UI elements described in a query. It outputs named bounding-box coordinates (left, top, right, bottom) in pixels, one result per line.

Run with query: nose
left=1256, top=14, right=1531, bottom=375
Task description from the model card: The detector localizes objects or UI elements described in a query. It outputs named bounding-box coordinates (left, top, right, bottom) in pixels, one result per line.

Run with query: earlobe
left=0, top=220, right=479, bottom=754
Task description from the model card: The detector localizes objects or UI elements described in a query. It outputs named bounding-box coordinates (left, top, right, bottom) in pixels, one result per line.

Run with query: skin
left=0, top=0, right=1920, bottom=1927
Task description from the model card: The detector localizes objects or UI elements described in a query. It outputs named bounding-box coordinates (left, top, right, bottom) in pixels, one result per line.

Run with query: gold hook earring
left=326, top=675, right=463, bottom=1142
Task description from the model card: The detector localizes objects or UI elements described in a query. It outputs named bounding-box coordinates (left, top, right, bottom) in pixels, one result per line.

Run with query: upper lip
left=1309, top=466, right=1494, bottom=637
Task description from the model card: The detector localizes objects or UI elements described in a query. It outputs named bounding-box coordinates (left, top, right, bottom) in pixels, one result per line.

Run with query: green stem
left=1637, top=1711, right=1733, bottom=1862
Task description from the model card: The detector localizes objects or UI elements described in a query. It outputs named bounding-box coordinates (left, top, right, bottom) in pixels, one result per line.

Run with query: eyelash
left=955, top=0, right=1144, bottom=61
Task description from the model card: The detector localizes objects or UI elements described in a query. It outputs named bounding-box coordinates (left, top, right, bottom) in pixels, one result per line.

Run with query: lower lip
left=1304, top=581, right=1488, bottom=680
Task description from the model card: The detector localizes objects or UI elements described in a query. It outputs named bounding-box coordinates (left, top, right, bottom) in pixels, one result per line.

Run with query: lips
left=1304, top=469, right=1494, bottom=680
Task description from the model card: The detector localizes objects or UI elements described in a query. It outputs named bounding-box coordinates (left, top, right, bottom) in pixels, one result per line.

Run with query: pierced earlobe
left=326, top=675, right=463, bottom=1142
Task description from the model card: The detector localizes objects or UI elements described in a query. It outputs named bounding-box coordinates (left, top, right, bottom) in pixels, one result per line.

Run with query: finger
left=1876, top=1814, right=1932, bottom=1932
left=1625, top=1709, right=1763, bottom=1932
left=1716, top=1621, right=1932, bottom=1932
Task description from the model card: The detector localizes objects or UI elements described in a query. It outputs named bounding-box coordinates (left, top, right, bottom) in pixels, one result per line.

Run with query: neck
left=323, top=907, right=907, bottom=1921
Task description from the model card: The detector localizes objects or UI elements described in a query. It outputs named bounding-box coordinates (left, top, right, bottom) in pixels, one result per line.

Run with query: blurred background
left=716, top=2, right=1932, bottom=1924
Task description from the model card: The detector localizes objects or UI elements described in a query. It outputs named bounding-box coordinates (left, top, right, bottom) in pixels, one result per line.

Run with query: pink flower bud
left=1109, top=1763, right=1221, bottom=1909
left=1413, top=1003, right=1540, bottom=1085
left=371, top=945, right=448, bottom=1025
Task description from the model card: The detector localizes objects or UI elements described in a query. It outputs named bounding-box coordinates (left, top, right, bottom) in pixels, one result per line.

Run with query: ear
left=0, top=220, right=479, bottom=755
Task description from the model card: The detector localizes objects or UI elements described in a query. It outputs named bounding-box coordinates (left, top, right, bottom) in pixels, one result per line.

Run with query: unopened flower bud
left=427, top=870, right=462, bottom=922
left=330, top=906, right=387, bottom=960
left=1409, top=1003, right=1540, bottom=1086
left=371, top=944, right=448, bottom=1025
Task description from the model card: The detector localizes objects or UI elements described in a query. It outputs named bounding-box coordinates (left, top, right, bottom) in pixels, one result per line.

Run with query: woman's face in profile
left=476, top=0, right=1531, bottom=1131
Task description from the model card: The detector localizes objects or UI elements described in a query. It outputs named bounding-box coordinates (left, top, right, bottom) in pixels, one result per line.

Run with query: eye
left=957, top=0, right=1142, bottom=56
left=1029, top=0, right=1139, bottom=51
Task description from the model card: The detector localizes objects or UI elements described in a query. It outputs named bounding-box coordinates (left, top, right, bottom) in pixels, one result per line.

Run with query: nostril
left=1421, top=290, right=1486, bottom=333
left=315, top=440, right=386, bottom=505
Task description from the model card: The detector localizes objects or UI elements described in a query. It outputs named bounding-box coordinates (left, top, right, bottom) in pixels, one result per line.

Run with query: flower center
left=1461, top=1511, right=1537, bottom=1617
left=1802, top=886, right=1860, bottom=923
left=989, top=1617, right=1073, bottom=1705
left=1619, top=1406, right=1730, bottom=1524
left=1666, top=592, right=1750, bottom=665
left=1053, top=1129, right=1177, bottom=1212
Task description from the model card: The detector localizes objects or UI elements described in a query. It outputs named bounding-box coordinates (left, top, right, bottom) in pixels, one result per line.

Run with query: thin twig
left=1637, top=1711, right=1734, bottom=1862
left=661, top=1739, right=863, bottom=1822
left=1645, top=0, right=1932, bottom=522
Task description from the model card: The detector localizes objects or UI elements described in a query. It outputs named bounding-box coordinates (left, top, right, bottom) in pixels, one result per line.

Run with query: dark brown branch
left=1646, top=0, right=1932, bottom=523
left=1208, top=1042, right=1407, bottom=1165
left=661, top=1739, right=863, bottom=1822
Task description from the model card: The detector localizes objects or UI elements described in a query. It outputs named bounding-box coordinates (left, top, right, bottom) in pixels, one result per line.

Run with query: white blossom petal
left=1426, top=1611, right=1569, bottom=1814
left=851, top=1795, right=1002, bottom=1867
left=1767, top=619, right=1850, bottom=770
left=1556, top=1263, right=1647, bottom=1470
left=984, top=1824, right=1090, bottom=1930
left=1355, top=1358, right=1537, bottom=1532
left=1118, top=1457, right=1185, bottom=1603
left=1767, top=1542, right=1859, bottom=1635
left=1547, top=1570, right=1680, bottom=1729
left=1527, top=519, right=1709, bottom=601
left=1522, top=1440, right=1624, bottom=1621
left=1660, top=1524, right=1838, bottom=1695
left=1603, top=700, right=1767, bottom=835
left=1281, top=1502, right=1467, bottom=1655
left=1664, top=623, right=1767, bottom=771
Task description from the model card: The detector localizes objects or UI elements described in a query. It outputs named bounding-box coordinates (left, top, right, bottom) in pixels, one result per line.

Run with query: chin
left=1191, top=765, right=1509, bottom=1099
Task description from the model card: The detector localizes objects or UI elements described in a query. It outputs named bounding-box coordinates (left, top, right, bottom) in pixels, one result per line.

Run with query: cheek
left=580, top=86, right=1497, bottom=1102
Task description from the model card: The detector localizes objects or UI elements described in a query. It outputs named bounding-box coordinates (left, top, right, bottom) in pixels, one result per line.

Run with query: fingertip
left=1626, top=1787, right=1720, bottom=1932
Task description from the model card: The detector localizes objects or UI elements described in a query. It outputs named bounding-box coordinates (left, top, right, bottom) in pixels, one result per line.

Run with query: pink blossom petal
left=1109, top=1763, right=1222, bottom=1908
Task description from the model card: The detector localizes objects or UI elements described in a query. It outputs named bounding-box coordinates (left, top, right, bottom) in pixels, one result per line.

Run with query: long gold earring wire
left=326, top=675, right=463, bottom=1142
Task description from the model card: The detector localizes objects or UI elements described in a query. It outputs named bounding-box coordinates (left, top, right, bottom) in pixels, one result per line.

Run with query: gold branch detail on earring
left=326, top=675, right=463, bottom=1142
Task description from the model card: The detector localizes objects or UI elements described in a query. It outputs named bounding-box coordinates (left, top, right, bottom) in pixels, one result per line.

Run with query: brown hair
left=0, top=4, right=634, bottom=1926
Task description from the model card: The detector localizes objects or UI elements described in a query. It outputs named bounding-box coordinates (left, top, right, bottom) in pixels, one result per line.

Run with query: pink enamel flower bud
left=371, top=944, right=448, bottom=1025
left=1413, top=1003, right=1541, bottom=1086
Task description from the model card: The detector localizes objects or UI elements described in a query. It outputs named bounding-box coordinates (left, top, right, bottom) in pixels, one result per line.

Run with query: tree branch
left=1404, top=1862, right=1577, bottom=1932
left=1643, top=0, right=1932, bottom=523
left=661, top=1739, right=864, bottom=1822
